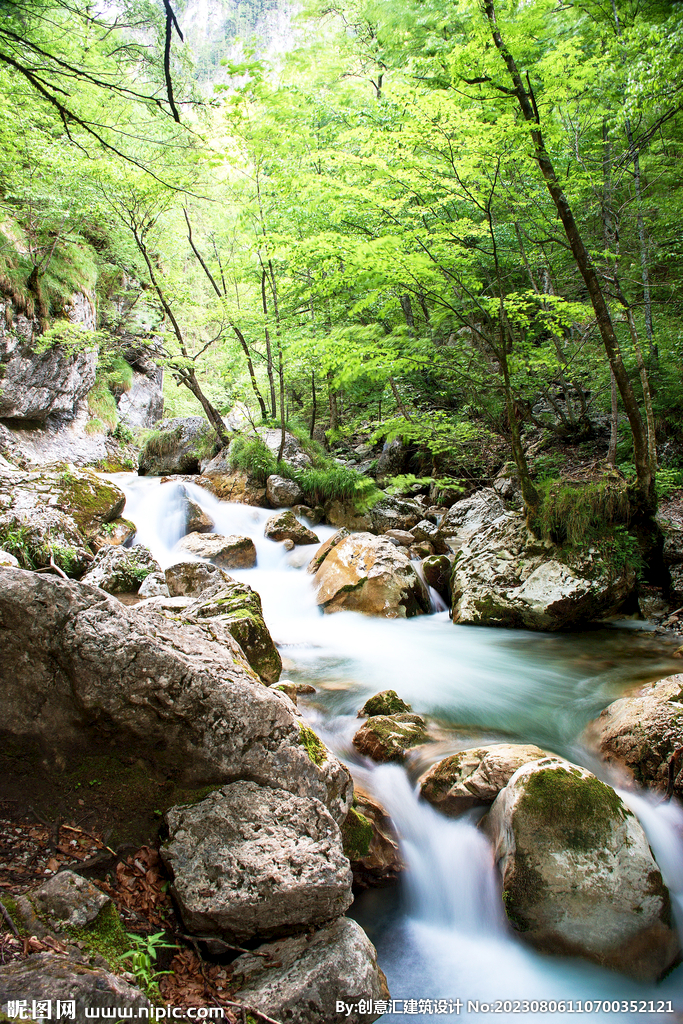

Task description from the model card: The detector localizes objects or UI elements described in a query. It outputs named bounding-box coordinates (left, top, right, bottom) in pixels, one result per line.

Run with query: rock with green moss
left=161, top=780, right=353, bottom=944
left=175, top=530, right=256, bottom=568
left=419, top=743, right=547, bottom=816
left=585, top=674, right=683, bottom=798
left=359, top=690, right=411, bottom=718
left=484, top=757, right=680, bottom=981
left=91, top=517, right=136, bottom=553
left=353, top=713, right=428, bottom=763
left=342, top=786, right=402, bottom=889
left=0, top=952, right=150, bottom=1022
left=15, top=870, right=111, bottom=935
left=139, top=417, right=218, bottom=476
left=230, top=917, right=389, bottom=1024
left=421, top=554, right=451, bottom=601
left=81, top=544, right=160, bottom=594
left=265, top=509, right=319, bottom=546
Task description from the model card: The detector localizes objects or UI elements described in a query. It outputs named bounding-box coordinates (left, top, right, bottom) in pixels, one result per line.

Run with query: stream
left=115, top=475, right=683, bottom=1022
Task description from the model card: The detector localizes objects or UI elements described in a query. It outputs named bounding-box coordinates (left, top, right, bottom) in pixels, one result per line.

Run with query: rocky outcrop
left=230, top=917, right=389, bottom=1024
left=81, top=544, right=160, bottom=594
left=265, top=510, right=319, bottom=545
left=419, top=744, right=547, bottom=816
left=353, top=714, right=428, bottom=762
left=0, top=953, right=149, bottom=1024
left=199, top=455, right=266, bottom=506
left=165, top=560, right=229, bottom=597
left=584, top=675, right=683, bottom=797
left=139, top=417, right=218, bottom=475
left=447, top=489, right=634, bottom=630
left=175, top=531, right=257, bottom=568
left=312, top=533, right=430, bottom=617
left=162, top=782, right=353, bottom=944
left=375, top=438, right=408, bottom=485
left=484, top=757, right=680, bottom=981
left=342, top=787, right=402, bottom=889
left=116, top=368, right=164, bottom=430
left=266, top=474, right=305, bottom=507
left=0, top=569, right=352, bottom=822
left=323, top=500, right=373, bottom=531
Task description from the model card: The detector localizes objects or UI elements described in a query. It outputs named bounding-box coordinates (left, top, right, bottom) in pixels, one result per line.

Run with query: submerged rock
left=265, top=509, right=319, bottom=545
left=585, top=674, right=683, bottom=797
left=230, top=917, right=389, bottom=1024
left=419, top=744, right=547, bottom=816
left=312, top=532, right=430, bottom=618
left=175, top=531, right=257, bottom=568
left=484, top=757, right=680, bottom=981
left=353, top=714, right=428, bottom=763
left=81, top=544, right=160, bottom=594
left=162, top=781, right=353, bottom=944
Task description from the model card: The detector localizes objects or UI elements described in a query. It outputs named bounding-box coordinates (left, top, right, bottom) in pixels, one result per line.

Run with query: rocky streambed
left=2, top=466, right=683, bottom=1023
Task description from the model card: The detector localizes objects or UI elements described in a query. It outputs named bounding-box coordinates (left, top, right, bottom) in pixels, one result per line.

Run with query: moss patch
left=298, top=724, right=327, bottom=766
left=341, top=807, right=374, bottom=860
left=64, top=901, right=129, bottom=971
left=360, top=690, right=412, bottom=716
left=518, top=766, right=628, bottom=853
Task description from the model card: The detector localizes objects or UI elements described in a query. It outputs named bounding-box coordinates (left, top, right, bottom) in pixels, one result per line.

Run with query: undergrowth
left=534, top=478, right=630, bottom=546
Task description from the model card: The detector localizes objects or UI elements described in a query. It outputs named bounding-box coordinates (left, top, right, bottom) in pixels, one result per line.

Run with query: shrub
left=534, top=478, right=630, bottom=547
left=228, top=435, right=277, bottom=483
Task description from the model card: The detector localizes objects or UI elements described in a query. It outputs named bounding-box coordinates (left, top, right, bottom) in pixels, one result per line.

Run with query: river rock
left=265, top=510, right=319, bottom=545
left=371, top=496, right=422, bottom=534
left=198, top=456, right=266, bottom=506
left=323, top=499, right=374, bottom=531
left=0, top=953, right=150, bottom=1023
left=419, top=744, right=547, bottom=816
left=359, top=690, right=412, bottom=717
left=136, top=571, right=169, bottom=598
left=139, top=417, right=217, bottom=475
left=0, top=548, right=19, bottom=567
left=353, top=713, right=428, bottom=763
left=230, top=917, right=389, bottom=1024
left=307, top=529, right=350, bottom=574
left=162, top=781, right=353, bottom=943
left=0, top=569, right=352, bottom=822
left=342, top=787, right=402, bottom=888
left=165, top=560, right=228, bottom=597
left=421, top=554, right=451, bottom=601
left=175, top=531, right=257, bottom=568
left=80, top=544, right=160, bottom=594
left=584, top=674, right=683, bottom=797
left=411, top=519, right=449, bottom=554
left=312, top=532, right=430, bottom=617
left=448, top=489, right=634, bottom=630
left=182, top=492, right=214, bottom=534
left=484, top=757, right=680, bottom=981
left=383, top=529, right=414, bottom=546
left=91, top=517, right=137, bottom=553
left=266, top=474, right=305, bottom=507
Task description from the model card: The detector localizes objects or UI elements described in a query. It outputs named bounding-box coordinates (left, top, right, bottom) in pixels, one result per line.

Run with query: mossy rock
left=341, top=806, right=374, bottom=860
left=359, top=689, right=412, bottom=717
left=299, top=723, right=327, bottom=766
left=352, top=713, right=428, bottom=763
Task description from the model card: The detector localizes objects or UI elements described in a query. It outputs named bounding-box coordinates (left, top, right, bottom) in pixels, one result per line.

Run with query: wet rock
left=419, top=744, right=547, bottom=816
left=0, top=569, right=352, bottom=822
left=484, top=757, right=680, bottom=981
left=139, top=417, right=218, bottom=476
left=313, top=532, right=430, bottom=618
left=230, top=917, right=389, bottom=1024
left=231, top=917, right=389, bottom=1019
left=307, top=529, right=350, bottom=574
left=448, top=489, right=635, bottom=630
left=198, top=457, right=266, bottom=506
left=165, top=560, right=228, bottom=597
left=136, top=571, right=169, bottom=598
left=17, top=870, right=111, bottom=932
left=265, top=510, right=319, bottom=545
left=91, top=517, right=137, bottom=553
left=359, top=690, right=412, bottom=717
left=323, top=499, right=373, bottom=531
left=370, top=496, right=421, bottom=534
left=182, top=490, right=214, bottom=534
left=410, top=519, right=445, bottom=551
left=342, top=787, right=402, bottom=889
left=0, top=548, right=19, bottom=567
left=584, top=674, right=683, bottom=797
left=81, top=545, right=160, bottom=594
left=292, top=504, right=323, bottom=525
left=162, top=781, right=353, bottom=944
left=0, top=952, right=150, bottom=1023
left=421, top=554, right=451, bottom=601
left=353, top=714, right=428, bottom=763
left=175, top=531, right=257, bottom=568
left=410, top=541, right=433, bottom=559
left=383, top=529, right=414, bottom=546
left=266, top=474, right=305, bottom=507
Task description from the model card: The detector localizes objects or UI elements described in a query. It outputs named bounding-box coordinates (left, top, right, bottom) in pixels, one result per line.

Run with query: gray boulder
left=353, top=714, right=428, bottom=763
left=15, top=870, right=111, bottom=934
left=258, top=427, right=313, bottom=470
left=419, top=743, right=547, bottom=816
left=265, top=510, right=319, bottom=545
left=165, top=560, right=227, bottom=597
left=0, top=953, right=149, bottom=1024
left=0, top=548, right=19, bottom=567
left=484, top=757, right=680, bottom=981
left=116, top=368, right=164, bottom=429
left=0, top=569, right=352, bottom=821
left=370, top=496, right=422, bottom=533
left=266, top=474, right=305, bottom=507
left=175, top=531, right=256, bottom=568
left=81, top=544, right=160, bottom=594
left=231, top=917, right=389, bottom=1024
left=136, top=571, right=169, bottom=598
left=139, top=417, right=217, bottom=475
left=162, top=781, right=353, bottom=943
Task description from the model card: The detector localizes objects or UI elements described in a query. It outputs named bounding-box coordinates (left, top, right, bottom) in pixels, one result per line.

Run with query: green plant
left=292, top=464, right=380, bottom=510
left=228, top=434, right=277, bottom=482
left=656, top=467, right=683, bottom=499
left=0, top=524, right=38, bottom=568
left=113, top=421, right=135, bottom=444
left=534, top=479, right=630, bottom=546
left=118, top=930, right=175, bottom=995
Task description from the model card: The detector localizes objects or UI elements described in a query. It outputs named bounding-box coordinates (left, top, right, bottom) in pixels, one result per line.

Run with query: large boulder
left=266, top=474, right=305, bottom=507
left=312, top=532, right=430, bottom=617
left=0, top=953, right=149, bottom=1024
left=80, top=544, right=160, bottom=594
left=370, top=496, right=422, bottom=534
left=265, top=510, right=319, bottom=545
left=584, top=675, right=683, bottom=797
left=419, top=743, right=547, bottom=816
left=0, top=569, right=352, bottom=824
left=258, top=427, right=313, bottom=471
left=0, top=296, right=97, bottom=423
left=353, top=714, right=428, bottom=763
left=116, top=368, right=164, bottom=429
left=230, top=917, right=389, bottom=1024
left=139, top=417, right=217, bottom=475
left=484, top=757, right=680, bottom=981
left=323, top=499, right=373, bottom=531
left=175, top=531, right=257, bottom=568
left=161, top=782, right=353, bottom=943
left=199, top=454, right=266, bottom=506
left=448, top=489, right=634, bottom=630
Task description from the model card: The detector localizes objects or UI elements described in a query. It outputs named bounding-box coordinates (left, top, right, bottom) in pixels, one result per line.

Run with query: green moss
left=341, top=806, right=374, bottom=860
left=64, top=901, right=129, bottom=970
left=519, top=767, right=627, bottom=852
left=299, top=723, right=327, bottom=766
left=360, top=690, right=412, bottom=717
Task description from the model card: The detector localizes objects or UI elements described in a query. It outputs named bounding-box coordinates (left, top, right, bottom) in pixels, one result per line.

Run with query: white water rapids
left=116, top=475, right=683, bottom=1022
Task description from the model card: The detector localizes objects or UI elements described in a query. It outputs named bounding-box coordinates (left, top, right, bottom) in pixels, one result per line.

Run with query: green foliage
left=87, top=379, right=119, bottom=431
left=0, top=524, right=36, bottom=568
left=293, top=464, right=380, bottom=509
left=228, top=434, right=277, bottom=482
left=64, top=902, right=130, bottom=971
left=534, top=479, right=631, bottom=547
left=298, top=723, right=327, bottom=766
left=656, top=467, right=683, bottom=498
left=118, top=930, right=175, bottom=998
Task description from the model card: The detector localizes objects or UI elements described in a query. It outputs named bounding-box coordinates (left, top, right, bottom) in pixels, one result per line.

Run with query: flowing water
left=116, top=475, right=683, bottom=1022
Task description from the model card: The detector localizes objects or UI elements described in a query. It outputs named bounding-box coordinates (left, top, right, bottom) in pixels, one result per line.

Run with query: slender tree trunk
left=484, top=0, right=654, bottom=510
left=328, top=371, right=339, bottom=432
left=310, top=370, right=317, bottom=439
left=389, top=377, right=413, bottom=421
left=608, top=369, right=619, bottom=467
left=261, top=269, right=277, bottom=418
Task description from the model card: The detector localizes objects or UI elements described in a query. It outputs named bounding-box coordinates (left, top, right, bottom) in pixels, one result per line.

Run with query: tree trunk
left=608, top=369, right=619, bottom=467
left=261, top=269, right=277, bottom=418
left=310, top=370, right=317, bottom=439
left=328, top=371, right=339, bottom=432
